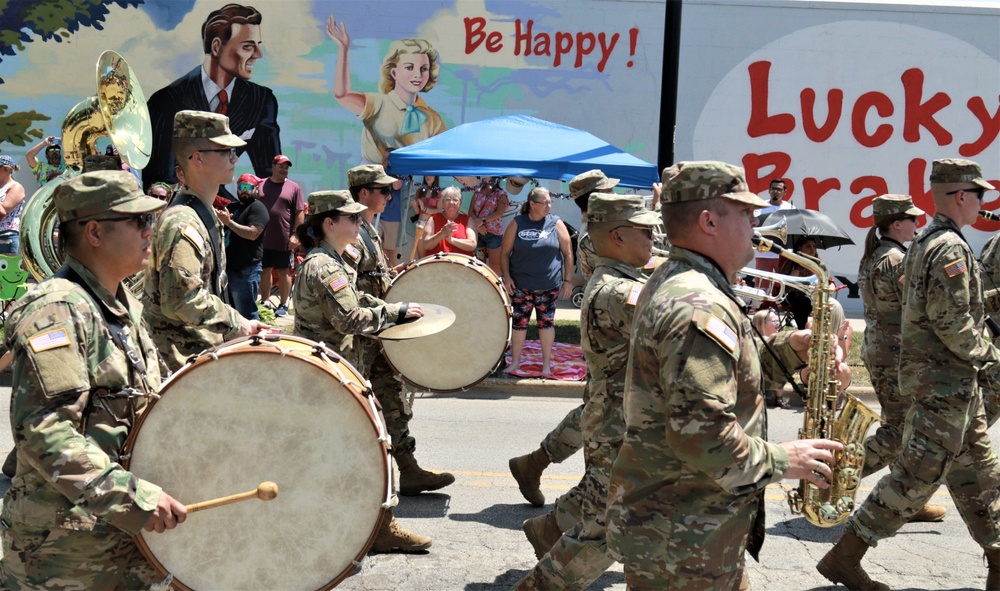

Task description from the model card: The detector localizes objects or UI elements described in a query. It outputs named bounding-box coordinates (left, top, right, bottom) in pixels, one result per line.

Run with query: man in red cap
left=257, top=154, right=305, bottom=316
left=217, top=173, right=270, bottom=319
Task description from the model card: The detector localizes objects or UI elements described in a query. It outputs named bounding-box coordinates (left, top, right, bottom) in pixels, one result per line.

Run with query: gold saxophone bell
left=21, top=51, right=151, bottom=294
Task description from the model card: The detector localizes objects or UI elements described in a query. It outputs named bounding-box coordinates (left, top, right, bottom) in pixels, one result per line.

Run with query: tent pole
left=658, top=0, right=683, bottom=173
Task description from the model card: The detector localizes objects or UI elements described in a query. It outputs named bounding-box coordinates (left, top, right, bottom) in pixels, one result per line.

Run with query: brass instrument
left=21, top=51, right=152, bottom=291
left=733, top=267, right=818, bottom=306
left=753, top=233, right=880, bottom=528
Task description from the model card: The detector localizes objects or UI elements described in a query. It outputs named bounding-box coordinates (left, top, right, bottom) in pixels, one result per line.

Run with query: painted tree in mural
left=0, top=0, right=141, bottom=146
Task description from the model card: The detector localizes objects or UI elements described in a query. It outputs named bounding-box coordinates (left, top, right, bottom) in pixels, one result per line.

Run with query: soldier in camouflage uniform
left=346, top=164, right=455, bottom=495
left=143, top=111, right=268, bottom=372
left=819, top=159, right=1000, bottom=591
left=857, top=194, right=946, bottom=523
left=605, top=161, right=843, bottom=590
left=514, top=193, right=660, bottom=589
left=977, top=213, right=1000, bottom=425
left=0, top=171, right=187, bottom=589
left=291, top=189, right=431, bottom=553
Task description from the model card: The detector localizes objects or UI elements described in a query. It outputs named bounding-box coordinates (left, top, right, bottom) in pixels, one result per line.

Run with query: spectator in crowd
left=0, top=156, right=27, bottom=255
left=418, top=187, right=476, bottom=257
left=258, top=154, right=305, bottom=317
left=218, top=173, right=270, bottom=320
left=24, top=135, right=64, bottom=185
left=379, top=148, right=405, bottom=263
left=147, top=182, right=173, bottom=201
left=469, top=176, right=510, bottom=276
left=291, top=189, right=431, bottom=553
left=777, top=235, right=819, bottom=329
left=413, top=175, right=443, bottom=222
left=501, top=188, right=573, bottom=376
left=752, top=308, right=791, bottom=408
left=753, top=178, right=793, bottom=273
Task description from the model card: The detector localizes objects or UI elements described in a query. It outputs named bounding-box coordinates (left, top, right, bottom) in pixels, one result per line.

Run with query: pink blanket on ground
left=505, top=341, right=587, bottom=381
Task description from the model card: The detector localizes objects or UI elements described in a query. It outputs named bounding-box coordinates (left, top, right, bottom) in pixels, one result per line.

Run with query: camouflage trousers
left=359, top=339, right=415, bottom=456
left=543, top=404, right=585, bottom=530
left=850, top=395, right=1000, bottom=549
left=0, top=523, right=162, bottom=590
left=862, top=367, right=913, bottom=476
left=515, top=438, right=621, bottom=590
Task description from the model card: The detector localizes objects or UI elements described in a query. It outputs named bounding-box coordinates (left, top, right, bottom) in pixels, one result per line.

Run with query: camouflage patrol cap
left=308, top=190, right=366, bottom=216
left=173, top=110, right=247, bottom=148
left=569, top=169, right=619, bottom=198
left=585, top=193, right=660, bottom=226
left=348, top=164, right=397, bottom=188
left=661, top=161, right=768, bottom=207
left=872, top=194, right=923, bottom=220
left=55, top=170, right=166, bottom=222
left=929, top=158, right=993, bottom=190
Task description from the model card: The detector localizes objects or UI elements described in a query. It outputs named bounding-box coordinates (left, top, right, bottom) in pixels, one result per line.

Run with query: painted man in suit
left=145, top=3, right=280, bottom=192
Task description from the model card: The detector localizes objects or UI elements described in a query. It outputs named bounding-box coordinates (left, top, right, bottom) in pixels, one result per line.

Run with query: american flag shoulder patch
left=643, top=255, right=656, bottom=270
left=626, top=282, right=642, bottom=306
left=944, top=259, right=967, bottom=278
left=702, top=314, right=738, bottom=353
left=181, top=224, right=205, bottom=252
left=29, top=328, right=70, bottom=352
left=899, top=274, right=905, bottom=285
left=344, top=244, right=361, bottom=261
left=328, top=274, right=350, bottom=293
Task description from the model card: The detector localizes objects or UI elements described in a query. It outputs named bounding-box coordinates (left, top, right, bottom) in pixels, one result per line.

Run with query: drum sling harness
left=169, top=191, right=228, bottom=301
left=358, top=222, right=388, bottom=298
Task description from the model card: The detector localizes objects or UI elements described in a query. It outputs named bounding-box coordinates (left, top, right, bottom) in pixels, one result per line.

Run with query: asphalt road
left=0, top=382, right=994, bottom=590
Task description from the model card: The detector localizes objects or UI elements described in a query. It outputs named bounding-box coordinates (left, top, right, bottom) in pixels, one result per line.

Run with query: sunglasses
left=80, top=212, right=156, bottom=231
left=367, top=186, right=392, bottom=195
left=192, top=148, right=238, bottom=159
left=613, top=225, right=654, bottom=239
left=334, top=212, right=363, bottom=223
left=237, top=183, right=255, bottom=192
left=946, top=187, right=986, bottom=200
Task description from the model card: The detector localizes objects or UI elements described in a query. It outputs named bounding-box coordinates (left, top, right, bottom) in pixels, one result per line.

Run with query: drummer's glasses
left=613, top=225, right=654, bottom=239
left=81, top=212, right=156, bottom=231
left=336, top=213, right=363, bottom=224
left=947, top=187, right=986, bottom=200
left=367, top=185, right=392, bottom=195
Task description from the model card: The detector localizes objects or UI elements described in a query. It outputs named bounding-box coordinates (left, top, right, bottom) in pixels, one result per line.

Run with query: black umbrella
left=761, top=208, right=854, bottom=250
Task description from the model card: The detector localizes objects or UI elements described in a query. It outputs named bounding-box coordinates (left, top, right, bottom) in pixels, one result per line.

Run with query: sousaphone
left=21, top=50, right=152, bottom=293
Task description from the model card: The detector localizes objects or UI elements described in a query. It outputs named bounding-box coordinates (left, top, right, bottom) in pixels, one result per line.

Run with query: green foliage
left=525, top=319, right=580, bottom=345
left=257, top=303, right=276, bottom=324
left=0, top=104, right=49, bottom=146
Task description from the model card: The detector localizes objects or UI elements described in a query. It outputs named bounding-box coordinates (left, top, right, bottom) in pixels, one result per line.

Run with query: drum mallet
left=185, top=481, right=279, bottom=514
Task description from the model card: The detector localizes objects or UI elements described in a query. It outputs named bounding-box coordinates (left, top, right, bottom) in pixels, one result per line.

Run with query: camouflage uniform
left=0, top=170, right=170, bottom=589
left=847, top=211, right=1000, bottom=550
left=292, top=240, right=403, bottom=368
left=857, top=194, right=924, bottom=475
left=978, top=233, right=1000, bottom=423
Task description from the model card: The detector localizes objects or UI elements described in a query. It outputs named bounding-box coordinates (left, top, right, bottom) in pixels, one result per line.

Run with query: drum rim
left=382, top=253, right=512, bottom=392
left=126, top=334, right=388, bottom=591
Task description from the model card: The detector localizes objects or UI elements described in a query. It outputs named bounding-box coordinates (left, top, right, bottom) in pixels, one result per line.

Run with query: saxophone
left=752, top=234, right=881, bottom=528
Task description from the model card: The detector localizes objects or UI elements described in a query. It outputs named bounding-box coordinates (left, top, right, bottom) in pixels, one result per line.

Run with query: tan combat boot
left=509, top=448, right=551, bottom=507
left=396, top=451, right=455, bottom=496
left=986, top=548, right=1000, bottom=591
left=369, top=509, right=432, bottom=553
left=816, top=530, right=890, bottom=591
left=909, top=504, right=946, bottom=523
left=522, top=511, right=562, bottom=560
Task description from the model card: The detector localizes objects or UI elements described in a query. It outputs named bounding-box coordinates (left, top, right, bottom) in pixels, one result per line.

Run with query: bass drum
left=124, top=335, right=391, bottom=591
left=382, top=253, right=511, bottom=392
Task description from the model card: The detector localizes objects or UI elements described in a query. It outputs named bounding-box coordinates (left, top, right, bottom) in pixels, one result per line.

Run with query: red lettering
left=802, top=177, right=841, bottom=211
left=961, top=96, right=1000, bottom=157
left=596, top=32, right=620, bottom=73
left=534, top=33, right=551, bottom=56
left=801, top=88, right=843, bottom=142
left=741, top=152, right=793, bottom=196
left=486, top=31, right=503, bottom=52
left=574, top=32, right=595, bottom=68
left=902, top=68, right=952, bottom=145
left=464, top=17, right=487, bottom=55
left=747, top=61, right=795, bottom=138
left=514, top=19, right=532, bottom=56
left=848, top=176, right=889, bottom=228
left=852, top=92, right=894, bottom=148
left=554, top=32, right=573, bottom=67
left=907, top=158, right=935, bottom=217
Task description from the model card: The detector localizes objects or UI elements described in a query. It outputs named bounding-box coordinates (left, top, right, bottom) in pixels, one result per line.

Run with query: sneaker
left=275, top=304, right=288, bottom=317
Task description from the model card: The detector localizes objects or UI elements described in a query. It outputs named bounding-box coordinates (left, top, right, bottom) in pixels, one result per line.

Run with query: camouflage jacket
left=858, top=237, right=906, bottom=368
left=980, top=232, right=1000, bottom=316
left=580, top=256, right=647, bottom=443
left=608, top=246, right=802, bottom=547
left=143, top=190, right=244, bottom=371
left=900, top=213, right=1000, bottom=453
left=343, top=219, right=391, bottom=299
left=292, top=241, right=403, bottom=368
left=3, top=256, right=163, bottom=535
left=577, top=224, right=599, bottom=282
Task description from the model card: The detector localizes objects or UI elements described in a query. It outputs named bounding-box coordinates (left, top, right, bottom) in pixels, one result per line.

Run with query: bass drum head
left=127, top=336, right=388, bottom=591
left=382, top=253, right=511, bottom=392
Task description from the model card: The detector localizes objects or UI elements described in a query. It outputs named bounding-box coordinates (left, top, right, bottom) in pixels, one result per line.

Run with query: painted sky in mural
left=0, top=0, right=665, bottom=208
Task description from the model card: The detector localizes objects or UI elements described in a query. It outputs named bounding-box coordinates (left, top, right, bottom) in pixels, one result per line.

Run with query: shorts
left=511, top=286, right=559, bottom=330
left=381, top=221, right=400, bottom=252
left=477, top=232, right=502, bottom=250
left=262, top=248, right=292, bottom=270
left=0, top=231, right=20, bottom=256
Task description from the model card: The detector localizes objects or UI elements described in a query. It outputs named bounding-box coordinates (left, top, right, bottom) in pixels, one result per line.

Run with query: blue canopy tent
left=387, top=115, right=658, bottom=188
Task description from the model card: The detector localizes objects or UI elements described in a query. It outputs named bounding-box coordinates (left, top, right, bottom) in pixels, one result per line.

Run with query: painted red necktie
left=216, top=89, right=228, bottom=116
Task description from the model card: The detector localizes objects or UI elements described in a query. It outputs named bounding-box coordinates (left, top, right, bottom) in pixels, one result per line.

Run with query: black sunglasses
left=946, top=187, right=986, bottom=200
left=190, top=148, right=237, bottom=160
left=333, top=212, right=363, bottom=223
left=80, top=212, right=156, bottom=231
left=367, top=185, right=392, bottom=195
